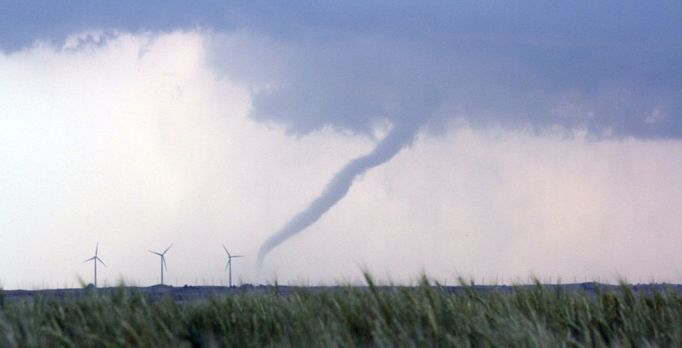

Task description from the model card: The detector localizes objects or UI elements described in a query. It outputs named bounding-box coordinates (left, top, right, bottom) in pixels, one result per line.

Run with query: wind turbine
left=83, top=242, right=106, bottom=288
left=223, top=244, right=243, bottom=287
left=149, top=244, right=173, bottom=285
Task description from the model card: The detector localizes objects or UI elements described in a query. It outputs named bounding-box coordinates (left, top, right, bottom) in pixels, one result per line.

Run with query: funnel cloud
left=257, top=121, right=421, bottom=265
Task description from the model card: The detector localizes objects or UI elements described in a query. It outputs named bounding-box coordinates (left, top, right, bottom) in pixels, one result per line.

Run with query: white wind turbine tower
left=83, top=242, right=106, bottom=288
left=149, top=244, right=173, bottom=286
left=223, top=244, right=243, bottom=287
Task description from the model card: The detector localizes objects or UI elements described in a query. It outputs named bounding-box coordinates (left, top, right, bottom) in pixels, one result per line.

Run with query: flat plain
left=2, top=277, right=682, bottom=347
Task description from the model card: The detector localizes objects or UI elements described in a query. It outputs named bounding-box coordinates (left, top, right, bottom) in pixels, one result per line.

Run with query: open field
left=2, top=277, right=682, bottom=347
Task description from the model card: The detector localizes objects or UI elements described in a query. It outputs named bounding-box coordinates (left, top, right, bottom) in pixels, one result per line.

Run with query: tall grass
left=1, top=276, right=682, bottom=347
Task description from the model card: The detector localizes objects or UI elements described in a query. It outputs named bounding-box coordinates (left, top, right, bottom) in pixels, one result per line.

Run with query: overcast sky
left=1, top=2, right=681, bottom=289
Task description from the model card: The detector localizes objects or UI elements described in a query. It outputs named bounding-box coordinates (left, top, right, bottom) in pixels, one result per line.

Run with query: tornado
left=257, top=121, right=420, bottom=267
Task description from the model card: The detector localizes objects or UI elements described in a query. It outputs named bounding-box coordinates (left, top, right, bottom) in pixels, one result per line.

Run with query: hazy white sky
left=1, top=30, right=681, bottom=289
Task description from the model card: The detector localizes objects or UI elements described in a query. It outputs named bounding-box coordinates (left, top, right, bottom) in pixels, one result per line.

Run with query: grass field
left=1, top=275, right=682, bottom=347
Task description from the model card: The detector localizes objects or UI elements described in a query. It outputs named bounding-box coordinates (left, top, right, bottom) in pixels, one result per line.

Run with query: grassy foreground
left=1, top=277, right=682, bottom=347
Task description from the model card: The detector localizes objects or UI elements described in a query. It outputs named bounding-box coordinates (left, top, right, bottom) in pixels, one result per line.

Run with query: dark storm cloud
left=2, top=1, right=681, bottom=137
left=214, top=1, right=682, bottom=138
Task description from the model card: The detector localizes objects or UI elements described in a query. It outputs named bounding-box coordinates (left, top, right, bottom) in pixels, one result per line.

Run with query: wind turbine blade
left=162, top=257, right=168, bottom=271
left=223, top=244, right=231, bottom=257
left=163, top=244, right=173, bottom=255
left=231, top=255, right=244, bottom=258
left=95, top=242, right=99, bottom=257
left=83, top=256, right=96, bottom=263
left=225, top=261, right=230, bottom=271
left=97, top=257, right=107, bottom=268
left=149, top=250, right=162, bottom=256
